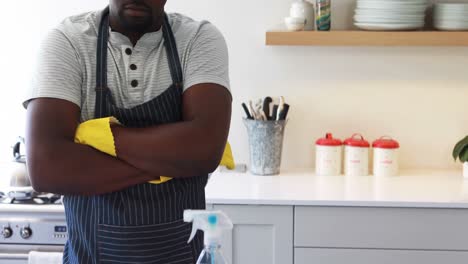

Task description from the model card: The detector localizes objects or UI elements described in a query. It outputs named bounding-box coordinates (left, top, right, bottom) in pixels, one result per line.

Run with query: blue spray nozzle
left=208, top=214, right=218, bottom=226
left=184, top=210, right=233, bottom=245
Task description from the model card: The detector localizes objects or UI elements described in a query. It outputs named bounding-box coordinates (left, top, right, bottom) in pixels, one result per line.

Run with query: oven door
left=0, top=245, right=64, bottom=264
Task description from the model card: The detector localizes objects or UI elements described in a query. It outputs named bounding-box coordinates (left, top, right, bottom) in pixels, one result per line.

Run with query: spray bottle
left=184, top=210, right=233, bottom=264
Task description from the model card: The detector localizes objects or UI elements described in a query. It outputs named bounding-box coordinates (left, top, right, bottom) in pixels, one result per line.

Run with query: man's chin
left=121, top=16, right=152, bottom=32
left=123, top=8, right=150, bottom=18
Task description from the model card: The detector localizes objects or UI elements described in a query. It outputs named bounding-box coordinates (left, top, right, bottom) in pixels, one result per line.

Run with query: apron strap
left=162, top=14, right=184, bottom=90
left=95, top=7, right=110, bottom=118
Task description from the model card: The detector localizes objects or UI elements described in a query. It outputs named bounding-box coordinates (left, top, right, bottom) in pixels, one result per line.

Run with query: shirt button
left=131, top=80, right=139, bottom=87
left=130, top=64, right=137, bottom=70
left=125, top=48, right=132, bottom=55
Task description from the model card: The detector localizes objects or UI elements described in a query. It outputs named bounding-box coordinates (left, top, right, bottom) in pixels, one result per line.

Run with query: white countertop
left=2, top=165, right=468, bottom=210
left=205, top=169, right=468, bottom=208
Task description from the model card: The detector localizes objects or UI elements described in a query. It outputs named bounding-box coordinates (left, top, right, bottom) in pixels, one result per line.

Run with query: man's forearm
left=109, top=84, right=231, bottom=178
left=27, top=139, right=157, bottom=196
left=112, top=121, right=224, bottom=178
left=25, top=98, right=161, bottom=195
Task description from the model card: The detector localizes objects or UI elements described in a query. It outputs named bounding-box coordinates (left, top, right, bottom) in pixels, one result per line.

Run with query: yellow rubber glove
left=220, top=142, right=235, bottom=170
left=74, top=117, right=120, bottom=157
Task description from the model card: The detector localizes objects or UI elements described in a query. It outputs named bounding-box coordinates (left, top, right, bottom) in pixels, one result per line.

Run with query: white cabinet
left=208, top=204, right=468, bottom=264
left=295, top=248, right=468, bottom=264
left=295, top=206, right=468, bottom=264
left=295, top=206, right=468, bottom=250
left=212, top=204, right=293, bottom=264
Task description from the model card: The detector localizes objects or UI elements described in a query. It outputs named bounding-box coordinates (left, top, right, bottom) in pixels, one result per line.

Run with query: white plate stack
left=354, top=0, right=428, bottom=31
left=434, top=3, right=468, bottom=31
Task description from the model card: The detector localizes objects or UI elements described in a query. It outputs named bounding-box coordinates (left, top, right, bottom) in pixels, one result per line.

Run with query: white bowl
left=356, top=2, right=427, bottom=12
left=434, top=20, right=468, bottom=30
left=354, top=14, right=424, bottom=23
left=434, top=3, right=468, bottom=11
left=284, top=17, right=306, bottom=31
left=433, top=11, right=468, bottom=15
left=355, top=22, right=424, bottom=31
left=433, top=10, right=468, bottom=22
left=357, top=0, right=428, bottom=4
left=355, top=11, right=425, bottom=18
left=434, top=16, right=468, bottom=23
left=358, top=0, right=427, bottom=6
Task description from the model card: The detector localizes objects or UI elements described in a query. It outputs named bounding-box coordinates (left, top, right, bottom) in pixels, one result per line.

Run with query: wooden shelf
left=266, top=31, right=468, bottom=46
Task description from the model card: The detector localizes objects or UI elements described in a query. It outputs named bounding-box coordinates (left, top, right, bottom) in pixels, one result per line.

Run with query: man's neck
left=109, top=19, right=163, bottom=46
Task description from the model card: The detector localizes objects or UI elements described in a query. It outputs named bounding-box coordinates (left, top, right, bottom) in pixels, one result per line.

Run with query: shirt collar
left=109, top=28, right=163, bottom=49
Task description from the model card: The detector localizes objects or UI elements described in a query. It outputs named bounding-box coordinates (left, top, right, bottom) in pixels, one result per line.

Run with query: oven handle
left=0, top=253, right=29, bottom=259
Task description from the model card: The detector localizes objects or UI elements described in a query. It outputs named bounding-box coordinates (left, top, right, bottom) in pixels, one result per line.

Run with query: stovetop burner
left=0, top=191, right=62, bottom=205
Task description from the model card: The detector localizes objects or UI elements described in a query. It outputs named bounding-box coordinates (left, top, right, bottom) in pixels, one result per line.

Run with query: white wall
left=0, top=0, right=107, bottom=163
left=166, top=0, right=468, bottom=170
left=1, top=0, right=467, bottom=170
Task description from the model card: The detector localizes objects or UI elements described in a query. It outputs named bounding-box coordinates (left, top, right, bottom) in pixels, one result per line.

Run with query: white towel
left=28, top=251, right=63, bottom=264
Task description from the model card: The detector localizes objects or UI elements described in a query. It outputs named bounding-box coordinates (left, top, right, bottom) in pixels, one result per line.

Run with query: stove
left=0, top=192, right=62, bottom=205
left=0, top=192, right=66, bottom=264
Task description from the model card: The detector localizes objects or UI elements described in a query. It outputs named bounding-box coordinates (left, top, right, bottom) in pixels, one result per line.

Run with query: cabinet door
left=295, top=206, right=468, bottom=250
left=295, top=248, right=468, bottom=264
left=212, top=205, right=293, bottom=264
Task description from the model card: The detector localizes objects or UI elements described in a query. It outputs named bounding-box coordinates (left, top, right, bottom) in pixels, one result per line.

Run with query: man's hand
left=74, top=117, right=121, bottom=157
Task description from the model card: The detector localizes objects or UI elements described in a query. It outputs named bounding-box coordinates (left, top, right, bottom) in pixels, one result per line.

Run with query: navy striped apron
left=62, top=7, right=208, bottom=264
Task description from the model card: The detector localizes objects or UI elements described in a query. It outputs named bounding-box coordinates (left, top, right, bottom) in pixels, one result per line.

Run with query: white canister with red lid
left=373, top=136, right=400, bottom=177
left=315, top=133, right=342, bottom=176
left=344, top=134, right=370, bottom=176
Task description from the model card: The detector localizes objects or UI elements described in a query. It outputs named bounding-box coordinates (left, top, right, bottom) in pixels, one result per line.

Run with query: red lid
left=344, top=134, right=370, bottom=148
left=316, top=133, right=342, bottom=146
left=372, top=136, right=400, bottom=149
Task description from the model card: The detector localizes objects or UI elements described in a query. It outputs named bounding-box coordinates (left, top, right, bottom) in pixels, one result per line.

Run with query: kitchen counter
left=3, top=168, right=468, bottom=264
left=205, top=169, right=468, bottom=208
left=207, top=169, right=468, bottom=264
left=2, top=168, right=468, bottom=210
